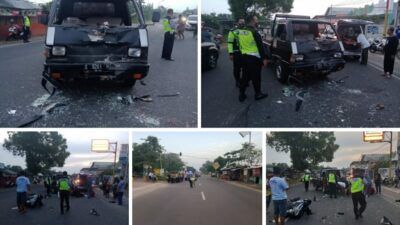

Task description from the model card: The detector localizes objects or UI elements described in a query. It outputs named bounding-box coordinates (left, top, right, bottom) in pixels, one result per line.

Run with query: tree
left=132, top=136, right=164, bottom=174
left=162, top=153, right=184, bottom=173
left=224, top=142, right=262, bottom=167
left=267, top=132, right=339, bottom=171
left=214, top=156, right=228, bottom=169
left=200, top=160, right=215, bottom=174
left=228, top=0, right=294, bottom=20
left=3, top=132, right=69, bottom=175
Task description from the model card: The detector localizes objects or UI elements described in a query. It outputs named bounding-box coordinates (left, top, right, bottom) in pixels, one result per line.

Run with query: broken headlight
left=52, top=46, right=66, bottom=56
left=290, top=54, right=304, bottom=63
left=334, top=52, right=342, bottom=58
left=128, top=48, right=141, bottom=57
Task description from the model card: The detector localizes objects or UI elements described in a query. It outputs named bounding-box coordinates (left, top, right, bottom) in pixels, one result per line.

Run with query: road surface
left=0, top=184, right=128, bottom=225
left=202, top=48, right=400, bottom=127
left=0, top=23, right=197, bottom=127
left=267, top=183, right=400, bottom=225
left=133, top=176, right=262, bottom=225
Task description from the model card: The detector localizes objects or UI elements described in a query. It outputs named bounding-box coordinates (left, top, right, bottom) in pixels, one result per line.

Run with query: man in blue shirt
left=269, top=167, right=289, bottom=225
left=117, top=176, right=125, bottom=205
left=16, top=171, right=30, bottom=213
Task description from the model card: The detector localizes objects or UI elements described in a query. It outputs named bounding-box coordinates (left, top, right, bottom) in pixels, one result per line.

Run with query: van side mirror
left=152, top=11, right=160, bottom=23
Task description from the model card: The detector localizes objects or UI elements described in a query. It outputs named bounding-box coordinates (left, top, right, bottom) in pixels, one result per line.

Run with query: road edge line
left=218, top=179, right=262, bottom=193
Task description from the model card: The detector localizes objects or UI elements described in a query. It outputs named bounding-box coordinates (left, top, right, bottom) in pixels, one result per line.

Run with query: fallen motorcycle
left=26, top=193, right=44, bottom=208
left=286, top=197, right=312, bottom=219
left=380, top=216, right=393, bottom=225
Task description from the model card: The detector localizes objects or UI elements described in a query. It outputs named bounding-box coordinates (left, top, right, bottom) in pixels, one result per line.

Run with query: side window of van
left=275, top=24, right=287, bottom=41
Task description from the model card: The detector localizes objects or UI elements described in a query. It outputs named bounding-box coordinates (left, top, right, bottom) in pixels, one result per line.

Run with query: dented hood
left=296, top=39, right=341, bottom=54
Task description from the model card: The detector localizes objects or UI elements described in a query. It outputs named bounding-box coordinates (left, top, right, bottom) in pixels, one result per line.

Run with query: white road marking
left=201, top=191, right=206, bottom=201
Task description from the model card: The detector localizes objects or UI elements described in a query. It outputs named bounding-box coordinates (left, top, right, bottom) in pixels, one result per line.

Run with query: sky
left=132, top=131, right=262, bottom=170
left=29, top=0, right=198, bottom=12
left=202, top=0, right=382, bottom=17
left=0, top=130, right=129, bottom=174
left=266, top=132, right=398, bottom=168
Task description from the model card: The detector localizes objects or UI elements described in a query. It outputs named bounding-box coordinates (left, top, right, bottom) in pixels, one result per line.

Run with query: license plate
left=84, top=63, right=110, bottom=72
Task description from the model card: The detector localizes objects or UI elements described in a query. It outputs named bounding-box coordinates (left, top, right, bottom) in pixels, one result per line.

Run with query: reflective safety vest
left=236, top=28, right=260, bottom=58
left=24, top=16, right=30, bottom=27
left=303, top=174, right=310, bottom=182
left=59, top=178, right=70, bottom=191
left=227, top=29, right=240, bottom=54
left=351, top=178, right=364, bottom=193
left=163, top=17, right=173, bottom=33
left=328, top=173, right=336, bottom=183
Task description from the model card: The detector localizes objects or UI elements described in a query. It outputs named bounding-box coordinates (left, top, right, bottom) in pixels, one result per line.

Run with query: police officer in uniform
left=161, top=9, right=175, bottom=61
left=302, top=170, right=311, bottom=192
left=227, top=18, right=245, bottom=87
left=236, top=15, right=268, bottom=102
left=59, top=171, right=70, bottom=214
left=350, top=171, right=367, bottom=220
left=328, top=172, right=337, bottom=198
left=22, top=13, right=31, bottom=43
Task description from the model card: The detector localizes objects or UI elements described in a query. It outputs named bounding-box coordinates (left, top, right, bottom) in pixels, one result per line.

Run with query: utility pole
left=388, top=131, right=393, bottom=178
left=383, top=0, right=390, bottom=36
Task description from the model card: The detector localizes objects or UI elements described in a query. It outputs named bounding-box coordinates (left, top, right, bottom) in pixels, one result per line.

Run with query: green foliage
left=200, top=160, right=215, bottom=174
left=267, top=132, right=339, bottom=171
left=3, top=132, right=69, bottom=175
left=132, top=136, right=164, bottom=173
left=162, top=153, right=184, bottom=173
left=224, top=142, right=262, bottom=167
left=228, top=0, right=294, bottom=20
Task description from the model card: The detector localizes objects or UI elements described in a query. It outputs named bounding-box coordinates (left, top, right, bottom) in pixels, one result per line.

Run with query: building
left=80, top=162, right=115, bottom=176
left=0, top=0, right=46, bottom=40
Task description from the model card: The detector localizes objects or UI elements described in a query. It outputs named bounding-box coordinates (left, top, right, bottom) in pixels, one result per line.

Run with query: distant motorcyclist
left=302, top=170, right=311, bottom=192
left=58, top=171, right=70, bottom=215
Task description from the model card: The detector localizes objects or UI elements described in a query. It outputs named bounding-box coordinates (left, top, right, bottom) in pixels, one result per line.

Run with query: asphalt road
left=266, top=183, right=400, bottom=225
left=202, top=48, right=400, bottom=127
left=0, top=184, right=128, bottom=225
left=0, top=23, right=197, bottom=127
left=133, top=176, right=262, bottom=225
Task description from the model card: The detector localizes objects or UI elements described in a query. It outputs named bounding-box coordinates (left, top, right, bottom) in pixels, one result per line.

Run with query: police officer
left=328, top=172, right=337, bottom=198
left=59, top=171, right=70, bottom=215
left=350, top=172, right=367, bottom=220
left=161, top=9, right=175, bottom=61
left=228, top=18, right=245, bottom=87
left=302, top=170, right=311, bottom=192
left=22, top=13, right=30, bottom=43
left=236, top=15, right=268, bottom=102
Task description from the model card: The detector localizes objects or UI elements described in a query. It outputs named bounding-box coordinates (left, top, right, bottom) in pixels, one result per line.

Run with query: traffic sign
left=213, top=162, right=220, bottom=170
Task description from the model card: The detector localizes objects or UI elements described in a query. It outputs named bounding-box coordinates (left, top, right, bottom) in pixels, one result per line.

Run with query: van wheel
left=122, top=79, right=136, bottom=87
left=275, top=60, right=289, bottom=83
left=208, top=52, right=218, bottom=69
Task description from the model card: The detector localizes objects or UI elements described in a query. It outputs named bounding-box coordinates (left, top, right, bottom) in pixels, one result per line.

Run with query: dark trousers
left=46, top=187, right=51, bottom=196
left=240, top=54, right=262, bottom=95
left=361, top=48, right=368, bottom=65
left=162, top=32, right=175, bottom=59
left=23, top=26, right=30, bottom=42
left=117, top=192, right=123, bottom=205
left=233, top=52, right=242, bottom=84
left=329, top=183, right=337, bottom=198
left=59, top=190, right=70, bottom=213
left=16, top=192, right=27, bottom=211
left=351, top=191, right=366, bottom=217
left=375, top=182, right=381, bottom=194
left=304, top=181, right=309, bottom=192
left=384, top=53, right=396, bottom=74
left=266, top=195, right=271, bottom=209
left=189, top=180, right=193, bottom=188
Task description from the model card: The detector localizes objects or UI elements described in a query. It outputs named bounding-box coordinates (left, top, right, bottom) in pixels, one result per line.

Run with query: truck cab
left=43, top=0, right=159, bottom=87
left=264, top=14, right=346, bottom=83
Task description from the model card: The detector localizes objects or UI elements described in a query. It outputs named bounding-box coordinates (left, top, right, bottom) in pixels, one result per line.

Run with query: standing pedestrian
left=383, top=27, right=399, bottom=78
left=266, top=174, right=272, bottom=215
left=236, top=15, right=268, bottom=102
left=117, top=176, right=125, bottom=205
left=161, top=9, right=175, bottom=61
left=269, top=167, right=289, bottom=225
left=356, top=30, right=370, bottom=65
left=187, top=170, right=194, bottom=188
left=395, top=166, right=400, bottom=188
left=22, top=13, right=30, bottom=43
left=16, top=171, right=30, bottom=214
left=350, top=171, right=367, bottom=220
left=177, top=15, right=186, bottom=40
left=44, top=176, right=52, bottom=197
left=228, top=18, right=245, bottom=87
left=302, top=170, right=311, bottom=192
left=58, top=171, right=70, bottom=215
left=328, top=172, right=337, bottom=198
left=374, top=173, right=382, bottom=195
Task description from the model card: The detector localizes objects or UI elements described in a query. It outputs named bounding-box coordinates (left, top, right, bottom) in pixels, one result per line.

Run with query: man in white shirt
left=16, top=171, right=30, bottom=213
left=356, top=31, right=370, bottom=65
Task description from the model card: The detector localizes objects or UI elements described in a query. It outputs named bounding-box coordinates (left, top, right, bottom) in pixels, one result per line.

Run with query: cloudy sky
left=133, top=131, right=262, bottom=170
left=0, top=130, right=129, bottom=174
left=267, top=132, right=398, bottom=168
left=202, top=0, right=382, bottom=17
left=30, top=0, right=198, bottom=12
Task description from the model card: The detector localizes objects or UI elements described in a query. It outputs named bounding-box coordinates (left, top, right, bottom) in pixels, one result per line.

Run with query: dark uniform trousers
left=60, top=190, right=70, bottom=213
left=233, top=52, right=242, bottom=83
left=240, top=54, right=262, bottom=94
left=384, top=53, right=395, bottom=74
left=304, top=181, right=309, bottom=192
left=351, top=191, right=366, bottom=217
left=329, top=183, right=337, bottom=198
left=162, top=32, right=175, bottom=59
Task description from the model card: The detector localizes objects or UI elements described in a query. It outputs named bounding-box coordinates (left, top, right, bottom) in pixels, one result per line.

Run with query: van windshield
left=292, top=22, right=337, bottom=42
left=51, top=0, right=142, bottom=27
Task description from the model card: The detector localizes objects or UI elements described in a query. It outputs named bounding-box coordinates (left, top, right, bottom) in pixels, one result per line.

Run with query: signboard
left=363, top=132, right=384, bottom=142
left=213, top=162, right=220, bottom=170
left=91, top=139, right=110, bottom=152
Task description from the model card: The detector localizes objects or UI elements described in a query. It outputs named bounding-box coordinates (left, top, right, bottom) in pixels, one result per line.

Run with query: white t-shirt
left=357, top=33, right=370, bottom=49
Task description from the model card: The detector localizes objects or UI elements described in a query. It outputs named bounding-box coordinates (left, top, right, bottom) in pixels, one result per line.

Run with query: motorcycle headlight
left=128, top=48, right=141, bottom=57
left=52, top=46, right=66, bottom=56
left=334, top=52, right=342, bottom=58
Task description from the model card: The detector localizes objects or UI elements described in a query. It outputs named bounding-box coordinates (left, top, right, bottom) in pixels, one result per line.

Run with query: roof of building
left=0, top=0, right=39, bottom=10
left=90, top=162, right=114, bottom=169
left=325, top=7, right=356, bottom=16
left=361, top=154, right=390, bottom=162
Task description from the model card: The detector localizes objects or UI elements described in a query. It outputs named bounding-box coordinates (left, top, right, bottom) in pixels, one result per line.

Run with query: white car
left=186, top=15, right=198, bottom=31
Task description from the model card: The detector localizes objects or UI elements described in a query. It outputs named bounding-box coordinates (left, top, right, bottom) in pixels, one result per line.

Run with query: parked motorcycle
left=6, top=24, right=23, bottom=41
left=286, top=197, right=312, bottom=219
left=369, top=38, right=386, bottom=54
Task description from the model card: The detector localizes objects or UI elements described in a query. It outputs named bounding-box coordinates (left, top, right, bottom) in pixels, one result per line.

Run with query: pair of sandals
left=381, top=73, right=393, bottom=78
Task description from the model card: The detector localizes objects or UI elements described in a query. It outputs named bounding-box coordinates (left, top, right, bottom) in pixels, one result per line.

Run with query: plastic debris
left=157, top=92, right=181, bottom=97
left=337, top=212, right=344, bottom=215
left=376, top=103, right=385, bottom=110
left=276, top=100, right=283, bottom=104
left=89, top=208, right=99, bottom=216
left=7, top=110, right=16, bottom=115
left=282, top=86, right=295, bottom=97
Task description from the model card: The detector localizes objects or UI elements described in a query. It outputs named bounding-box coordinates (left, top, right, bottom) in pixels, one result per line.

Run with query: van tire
left=275, top=60, right=289, bottom=83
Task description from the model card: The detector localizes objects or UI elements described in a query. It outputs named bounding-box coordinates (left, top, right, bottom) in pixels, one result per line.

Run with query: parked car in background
left=186, top=14, right=197, bottom=31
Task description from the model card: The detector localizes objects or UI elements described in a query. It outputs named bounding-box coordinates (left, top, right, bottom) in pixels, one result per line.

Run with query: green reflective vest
left=59, top=178, right=70, bottom=191
left=163, top=17, right=173, bottom=33
left=24, top=16, right=30, bottom=27
left=227, top=29, right=239, bottom=54
left=328, top=173, right=336, bottom=183
left=303, top=174, right=310, bottom=182
left=351, top=178, right=364, bottom=193
left=236, top=28, right=260, bottom=57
